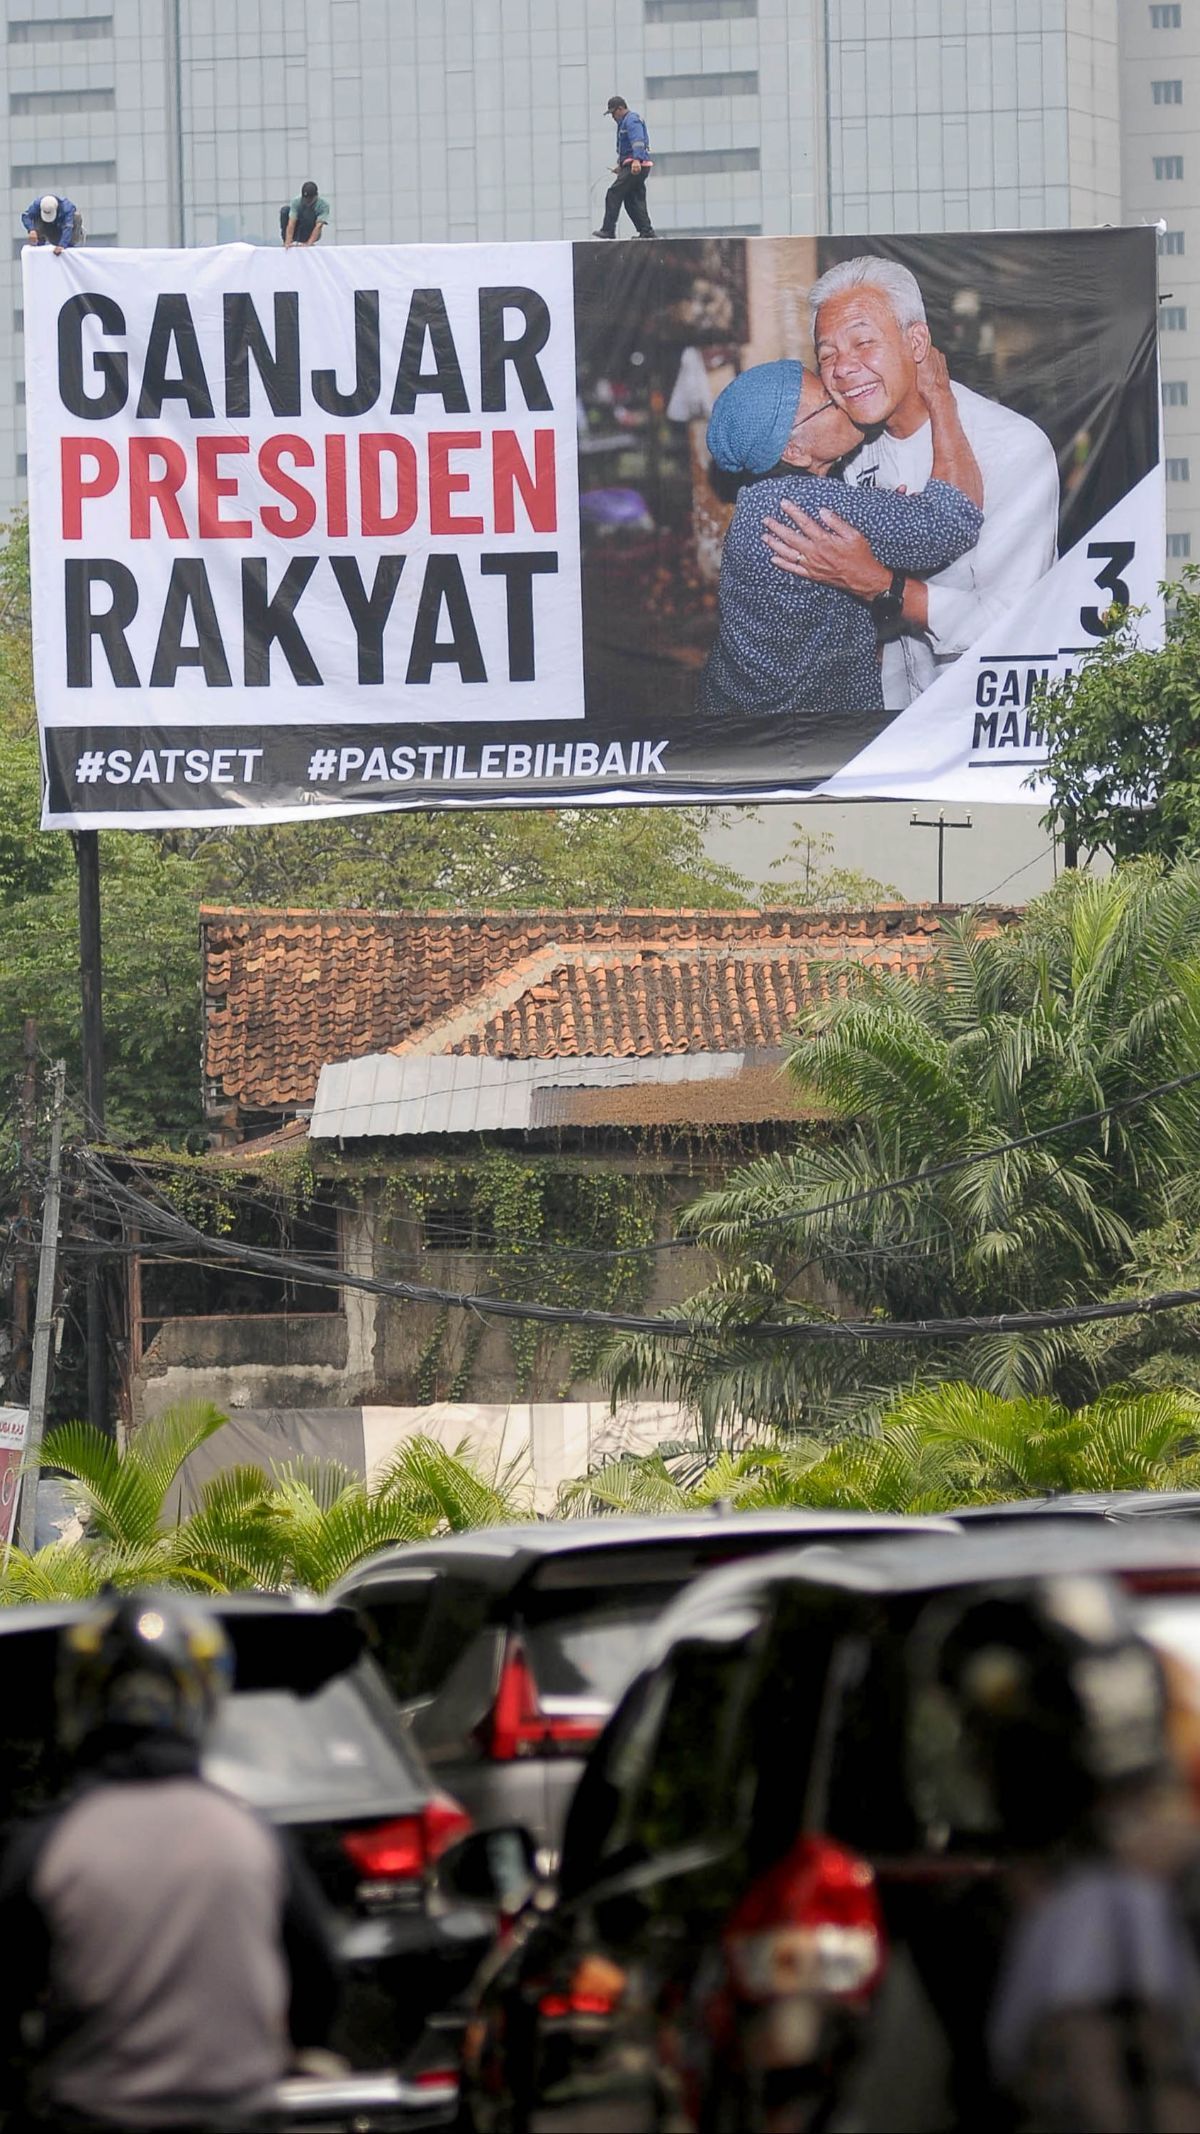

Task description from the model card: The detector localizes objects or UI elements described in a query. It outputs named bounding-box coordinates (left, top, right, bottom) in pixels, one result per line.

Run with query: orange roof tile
left=201, top=905, right=1019, bottom=1117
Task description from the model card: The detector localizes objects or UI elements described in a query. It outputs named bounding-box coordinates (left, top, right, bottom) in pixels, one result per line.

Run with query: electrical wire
left=71, top=1147, right=1200, bottom=1348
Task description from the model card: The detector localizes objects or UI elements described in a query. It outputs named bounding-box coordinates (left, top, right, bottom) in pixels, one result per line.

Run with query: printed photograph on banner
left=574, top=229, right=1161, bottom=784
left=25, top=228, right=1162, bottom=827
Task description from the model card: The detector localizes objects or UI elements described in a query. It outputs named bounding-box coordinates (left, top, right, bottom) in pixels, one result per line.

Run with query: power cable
left=74, top=1147, right=1200, bottom=1348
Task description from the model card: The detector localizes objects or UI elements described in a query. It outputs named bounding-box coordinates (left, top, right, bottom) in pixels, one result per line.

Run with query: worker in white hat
left=21, top=191, right=83, bottom=256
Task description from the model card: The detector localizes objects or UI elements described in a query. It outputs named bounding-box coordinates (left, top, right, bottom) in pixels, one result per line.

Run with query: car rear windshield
left=523, top=1583, right=678, bottom=1703
left=204, top=1658, right=424, bottom=1816
left=522, top=1537, right=808, bottom=1704
left=1129, top=1591, right=1200, bottom=1676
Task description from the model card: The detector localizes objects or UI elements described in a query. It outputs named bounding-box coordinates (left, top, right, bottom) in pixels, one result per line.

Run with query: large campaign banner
left=26, top=228, right=1162, bottom=828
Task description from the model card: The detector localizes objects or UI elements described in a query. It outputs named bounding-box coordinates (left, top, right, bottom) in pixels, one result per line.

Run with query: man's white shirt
left=840, top=380, right=1060, bottom=710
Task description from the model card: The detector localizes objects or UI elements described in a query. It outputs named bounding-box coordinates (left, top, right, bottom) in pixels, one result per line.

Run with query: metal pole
left=73, top=830, right=110, bottom=1437
left=11, top=1018, right=37, bottom=1390
left=909, top=811, right=973, bottom=904
left=17, top=1060, right=66, bottom=1555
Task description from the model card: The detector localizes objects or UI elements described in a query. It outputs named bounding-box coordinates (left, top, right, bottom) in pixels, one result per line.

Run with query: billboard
left=27, top=228, right=1162, bottom=829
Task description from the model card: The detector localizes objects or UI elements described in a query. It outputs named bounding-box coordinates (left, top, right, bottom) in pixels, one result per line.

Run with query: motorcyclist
left=0, top=1590, right=340, bottom=2132
left=939, top=1577, right=1200, bottom=2131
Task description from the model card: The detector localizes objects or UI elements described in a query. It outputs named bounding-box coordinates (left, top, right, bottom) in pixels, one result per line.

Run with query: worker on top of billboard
left=594, top=97, right=657, bottom=241
left=700, top=348, right=982, bottom=719
left=21, top=192, right=83, bottom=255
left=764, top=255, right=1059, bottom=712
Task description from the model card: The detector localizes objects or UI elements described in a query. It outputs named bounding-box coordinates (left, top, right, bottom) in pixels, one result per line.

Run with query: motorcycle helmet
left=58, top=1589, right=234, bottom=1752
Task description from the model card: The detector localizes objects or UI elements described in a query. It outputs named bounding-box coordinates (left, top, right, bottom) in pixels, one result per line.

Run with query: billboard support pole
left=73, top=830, right=110, bottom=1439
left=18, top=1059, right=65, bottom=1556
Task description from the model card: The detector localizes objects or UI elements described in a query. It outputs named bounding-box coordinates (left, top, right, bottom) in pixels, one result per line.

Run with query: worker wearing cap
left=594, top=97, right=657, bottom=240
left=21, top=192, right=82, bottom=255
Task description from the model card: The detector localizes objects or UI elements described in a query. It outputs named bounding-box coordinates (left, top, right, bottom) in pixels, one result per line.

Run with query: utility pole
left=11, top=1018, right=37, bottom=1393
left=909, top=810, right=973, bottom=904
left=18, top=1059, right=65, bottom=1555
left=73, top=830, right=110, bottom=1437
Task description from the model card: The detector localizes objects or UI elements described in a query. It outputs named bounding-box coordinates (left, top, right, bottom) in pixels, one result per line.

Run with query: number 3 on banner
left=1081, top=540, right=1136, bottom=637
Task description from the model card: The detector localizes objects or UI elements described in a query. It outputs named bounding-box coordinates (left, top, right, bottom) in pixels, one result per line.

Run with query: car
left=0, top=1593, right=492, bottom=2095
left=336, top=1511, right=959, bottom=1852
left=953, top=1487, right=1200, bottom=1524
left=451, top=1522, right=1200, bottom=2134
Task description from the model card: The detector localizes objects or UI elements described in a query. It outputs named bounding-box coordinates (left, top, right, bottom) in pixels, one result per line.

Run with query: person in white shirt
left=761, top=255, right=1060, bottom=710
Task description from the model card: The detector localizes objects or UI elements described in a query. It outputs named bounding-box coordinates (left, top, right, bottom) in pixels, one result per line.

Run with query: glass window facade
left=10, top=159, right=116, bottom=187
left=1161, top=228, right=1186, bottom=252
left=1153, top=78, right=1184, bottom=100
left=1162, top=306, right=1190, bottom=328
left=646, top=71, right=758, bottom=98
left=1165, top=380, right=1190, bottom=405
left=645, top=0, right=757, bottom=18
left=1150, top=3, right=1183, bottom=24
left=1167, top=456, right=1191, bottom=478
left=1168, top=531, right=1193, bottom=556
left=1154, top=153, right=1185, bottom=175
left=8, top=14, right=113, bottom=39
left=10, top=89, right=115, bottom=114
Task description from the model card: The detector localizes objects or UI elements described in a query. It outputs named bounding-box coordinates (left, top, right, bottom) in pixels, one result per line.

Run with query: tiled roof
left=202, top=905, right=1018, bottom=1116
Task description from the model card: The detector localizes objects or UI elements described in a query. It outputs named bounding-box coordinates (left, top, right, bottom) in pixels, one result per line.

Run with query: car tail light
left=723, top=1835, right=886, bottom=2004
left=478, top=1637, right=605, bottom=1762
left=539, top=1955, right=627, bottom=2021
left=341, top=1792, right=473, bottom=1902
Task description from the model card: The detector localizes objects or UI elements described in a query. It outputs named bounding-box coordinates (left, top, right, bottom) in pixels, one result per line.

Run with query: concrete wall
left=132, top=1157, right=835, bottom=1422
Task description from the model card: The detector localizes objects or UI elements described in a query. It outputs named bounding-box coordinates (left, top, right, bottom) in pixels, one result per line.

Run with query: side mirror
left=435, top=1824, right=539, bottom=1911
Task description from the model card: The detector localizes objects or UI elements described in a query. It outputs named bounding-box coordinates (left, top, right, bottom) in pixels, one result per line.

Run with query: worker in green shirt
left=280, top=181, right=329, bottom=248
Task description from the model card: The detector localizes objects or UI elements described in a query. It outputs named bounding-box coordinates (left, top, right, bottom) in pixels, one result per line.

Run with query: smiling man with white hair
left=762, top=254, right=1060, bottom=712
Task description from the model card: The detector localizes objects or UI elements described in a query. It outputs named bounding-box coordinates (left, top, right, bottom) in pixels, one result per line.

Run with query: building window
left=1164, top=379, right=1190, bottom=404
left=10, top=88, right=115, bottom=115
left=1153, top=78, right=1184, bottom=100
left=12, top=310, right=22, bottom=334
left=1168, top=531, right=1192, bottom=557
left=15, top=380, right=24, bottom=405
left=1167, top=457, right=1190, bottom=479
left=656, top=146, right=761, bottom=175
left=1162, top=304, right=1189, bottom=328
left=671, top=222, right=762, bottom=235
left=15, top=454, right=26, bottom=478
left=645, top=0, right=757, bottom=18
left=11, top=161, right=116, bottom=189
left=646, top=70, right=759, bottom=97
left=1150, top=3, right=1183, bottom=22
left=1155, top=155, right=1185, bottom=178
left=1161, top=228, right=1186, bottom=254
left=421, top=1207, right=496, bottom=1254
left=8, top=14, right=112, bottom=38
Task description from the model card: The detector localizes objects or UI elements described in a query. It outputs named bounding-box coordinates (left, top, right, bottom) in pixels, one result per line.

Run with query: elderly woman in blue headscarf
left=698, top=348, right=983, bottom=717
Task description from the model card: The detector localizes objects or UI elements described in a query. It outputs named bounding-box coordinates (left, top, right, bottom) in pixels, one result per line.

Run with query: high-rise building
left=0, top=0, right=1189, bottom=901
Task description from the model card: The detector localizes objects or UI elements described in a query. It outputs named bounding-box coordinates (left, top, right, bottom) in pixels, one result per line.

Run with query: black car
left=336, top=1511, right=958, bottom=1853
left=452, top=1522, right=1200, bottom=2134
left=0, top=1593, right=492, bottom=2087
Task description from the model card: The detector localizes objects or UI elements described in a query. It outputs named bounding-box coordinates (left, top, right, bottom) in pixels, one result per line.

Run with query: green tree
left=0, top=1411, right=529, bottom=1602
left=566, top=1384, right=1200, bottom=1517
left=1035, top=572, right=1200, bottom=862
left=609, top=863, right=1200, bottom=1427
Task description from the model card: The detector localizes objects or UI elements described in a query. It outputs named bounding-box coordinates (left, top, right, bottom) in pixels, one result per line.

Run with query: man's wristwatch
left=870, top=569, right=906, bottom=640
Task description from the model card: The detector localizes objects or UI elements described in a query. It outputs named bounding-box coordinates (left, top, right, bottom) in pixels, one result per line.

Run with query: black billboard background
left=574, top=227, right=1160, bottom=731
